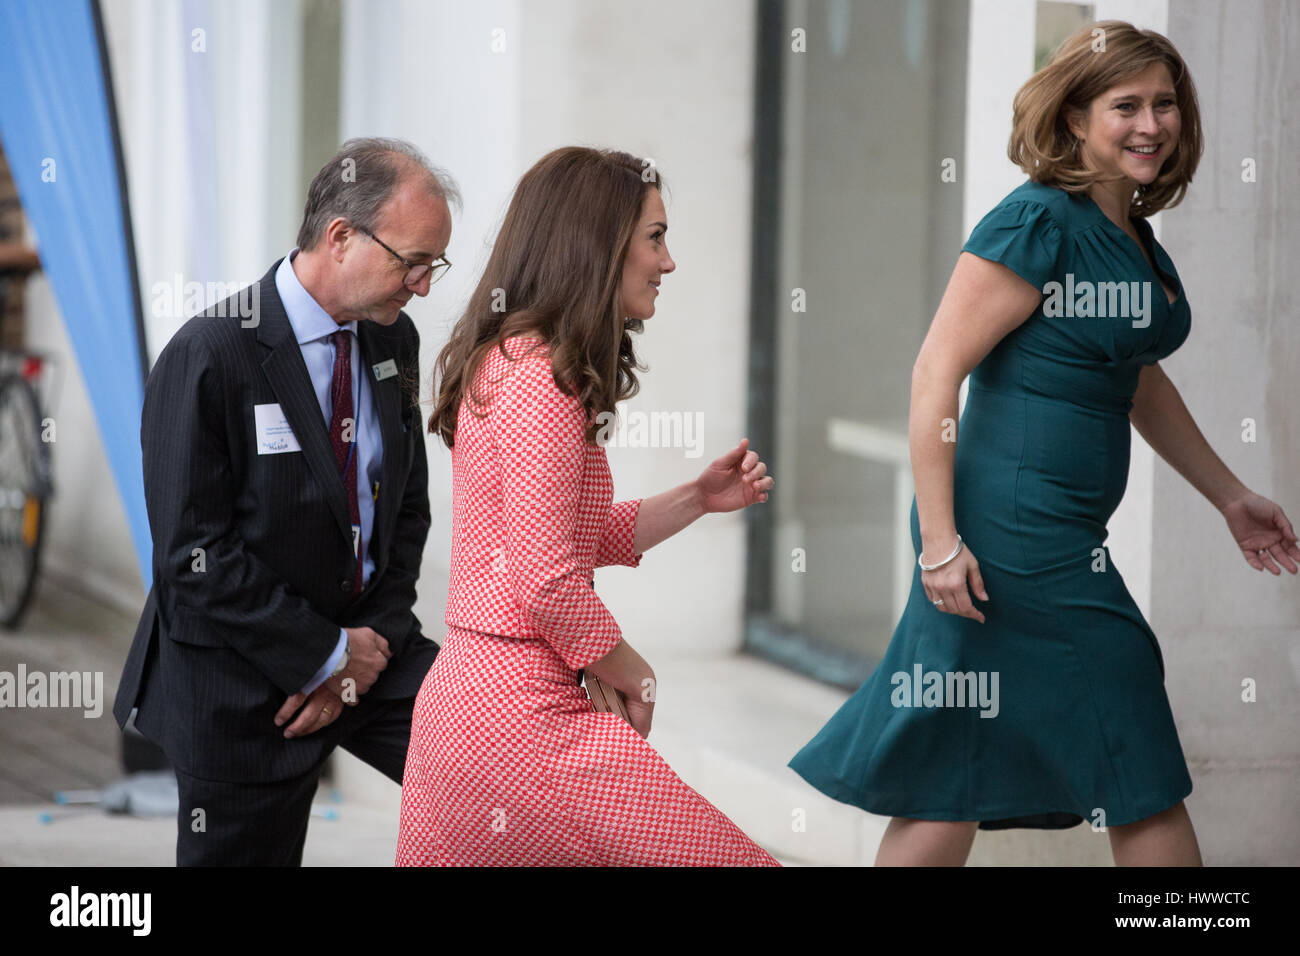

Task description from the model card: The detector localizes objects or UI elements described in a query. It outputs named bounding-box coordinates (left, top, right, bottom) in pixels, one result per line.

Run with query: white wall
left=1158, top=0, right=1300, bottom=866
left=517, top=0, right=757, bottom=655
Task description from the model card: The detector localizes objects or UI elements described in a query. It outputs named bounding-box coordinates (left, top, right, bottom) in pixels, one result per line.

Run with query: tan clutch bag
left=584, top=673, right=630, bottom=722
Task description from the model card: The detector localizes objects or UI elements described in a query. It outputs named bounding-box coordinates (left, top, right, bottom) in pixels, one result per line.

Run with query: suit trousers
left=174, top=694, right=415, bottom=866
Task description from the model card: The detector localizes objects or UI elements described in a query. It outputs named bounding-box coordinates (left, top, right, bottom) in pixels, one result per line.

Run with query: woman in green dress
left=789, top=20, right=1299, bottom=866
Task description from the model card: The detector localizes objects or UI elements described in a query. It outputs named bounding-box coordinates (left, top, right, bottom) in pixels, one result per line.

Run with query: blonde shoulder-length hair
left=1007, top=19, right=1204, bottom=217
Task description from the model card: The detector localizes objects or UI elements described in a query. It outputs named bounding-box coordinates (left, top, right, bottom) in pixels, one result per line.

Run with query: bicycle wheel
left=0, top=371, right=51, bottom=628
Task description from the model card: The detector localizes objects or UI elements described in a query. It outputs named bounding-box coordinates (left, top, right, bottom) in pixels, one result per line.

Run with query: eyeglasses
left=359, top=226, right=451, bottom=289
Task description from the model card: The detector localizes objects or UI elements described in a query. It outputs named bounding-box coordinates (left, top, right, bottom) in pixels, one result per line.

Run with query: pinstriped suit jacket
left=112, top=259, right=438, bottom=783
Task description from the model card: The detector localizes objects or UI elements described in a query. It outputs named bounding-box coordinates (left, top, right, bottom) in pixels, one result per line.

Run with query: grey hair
left=296, top=137, right=461, bottom=251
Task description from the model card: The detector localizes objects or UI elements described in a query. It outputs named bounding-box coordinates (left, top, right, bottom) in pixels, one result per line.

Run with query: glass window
left=745, top=0, right=971, bottom=689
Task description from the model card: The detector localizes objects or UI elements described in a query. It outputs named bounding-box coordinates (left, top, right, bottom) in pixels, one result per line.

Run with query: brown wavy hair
left=1007, top=19, right=1203, bottom=217
left=428, top=146, right=659, bottom=447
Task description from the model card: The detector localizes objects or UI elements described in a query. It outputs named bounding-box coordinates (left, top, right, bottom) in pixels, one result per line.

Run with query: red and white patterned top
left=398, top=335, right=779, bottom=865
left=444, top=336, right=643, bottom=670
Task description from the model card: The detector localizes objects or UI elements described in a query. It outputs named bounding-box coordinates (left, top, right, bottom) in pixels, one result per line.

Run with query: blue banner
left=0, top=0, right=151, bottom=587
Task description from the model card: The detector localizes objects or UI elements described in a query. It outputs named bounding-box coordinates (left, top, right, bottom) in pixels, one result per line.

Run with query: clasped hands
left=275, top=625, right=392, bottom=739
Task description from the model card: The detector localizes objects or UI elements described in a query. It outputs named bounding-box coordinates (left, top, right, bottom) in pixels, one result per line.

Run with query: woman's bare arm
left=910, top=252, right=1044, bottom=559
left=630, top=481, right=704, bottom=554
left=1129, top=362, right=1249, bottom=510
left=582, top=638, right=654, bottom=698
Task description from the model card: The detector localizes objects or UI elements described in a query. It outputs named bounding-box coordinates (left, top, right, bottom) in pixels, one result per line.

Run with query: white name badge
left=372, top=359, right=398, bottom=381
left=254, top=403, right=303, bottom=455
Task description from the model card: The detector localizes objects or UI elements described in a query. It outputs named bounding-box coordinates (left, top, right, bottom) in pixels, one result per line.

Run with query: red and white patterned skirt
left=395, top=625, right=779, bottom=866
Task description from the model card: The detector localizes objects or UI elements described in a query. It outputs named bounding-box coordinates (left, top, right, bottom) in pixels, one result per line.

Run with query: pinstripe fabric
left=113, top=259, right=438, bottom=784
left=176, top=694, right=415, bottom=866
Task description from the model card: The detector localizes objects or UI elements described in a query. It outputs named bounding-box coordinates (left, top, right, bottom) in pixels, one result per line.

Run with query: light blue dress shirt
left=276, top=250, right=384, bottom=694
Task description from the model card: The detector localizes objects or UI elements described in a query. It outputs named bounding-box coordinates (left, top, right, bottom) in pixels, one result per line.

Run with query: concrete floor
left=0, top=572, right=408, bottom=865
left=0, top=572, right=136, bottom=805
left=0, top=572, right=801, bottom=866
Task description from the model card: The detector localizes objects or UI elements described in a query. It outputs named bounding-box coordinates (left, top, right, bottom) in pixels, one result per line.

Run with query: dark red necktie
left=328, top=329, right=363, bottom=596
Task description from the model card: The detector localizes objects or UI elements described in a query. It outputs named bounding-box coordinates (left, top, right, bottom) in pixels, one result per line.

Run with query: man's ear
left=324, top=217, right=351, bottom=264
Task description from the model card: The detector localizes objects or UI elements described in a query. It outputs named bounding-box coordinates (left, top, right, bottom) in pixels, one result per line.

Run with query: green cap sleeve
left=962, top=200, right=1063, bottom=293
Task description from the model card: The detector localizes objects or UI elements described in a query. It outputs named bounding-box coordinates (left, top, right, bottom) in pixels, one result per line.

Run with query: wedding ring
left=322, top=707, right=332, bottom=717
left=933, top=599, right=945, bottom=606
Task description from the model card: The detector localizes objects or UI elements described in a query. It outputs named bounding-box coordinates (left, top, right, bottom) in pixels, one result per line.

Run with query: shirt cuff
left=597, top=499, right=644, bottom=568
left=302, top=628, right=348, bottom=695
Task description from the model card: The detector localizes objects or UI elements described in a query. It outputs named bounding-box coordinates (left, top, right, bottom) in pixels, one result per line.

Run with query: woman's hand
left=696, top=438, right=773, bottom=514
left=1221, top=491, right=1300, bottom=574
left=623, top=681, right=655, bottom=739
left=585, top=640, right=656, bottom=737
left=920, top=539, right=988, bottom=624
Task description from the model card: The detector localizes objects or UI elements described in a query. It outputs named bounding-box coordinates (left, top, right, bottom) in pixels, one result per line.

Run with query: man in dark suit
left=113, top=138, right=455, bottom=865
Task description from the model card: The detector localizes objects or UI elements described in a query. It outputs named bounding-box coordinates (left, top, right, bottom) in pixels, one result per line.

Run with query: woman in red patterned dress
left=395, top=146, right=779, bottom=866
